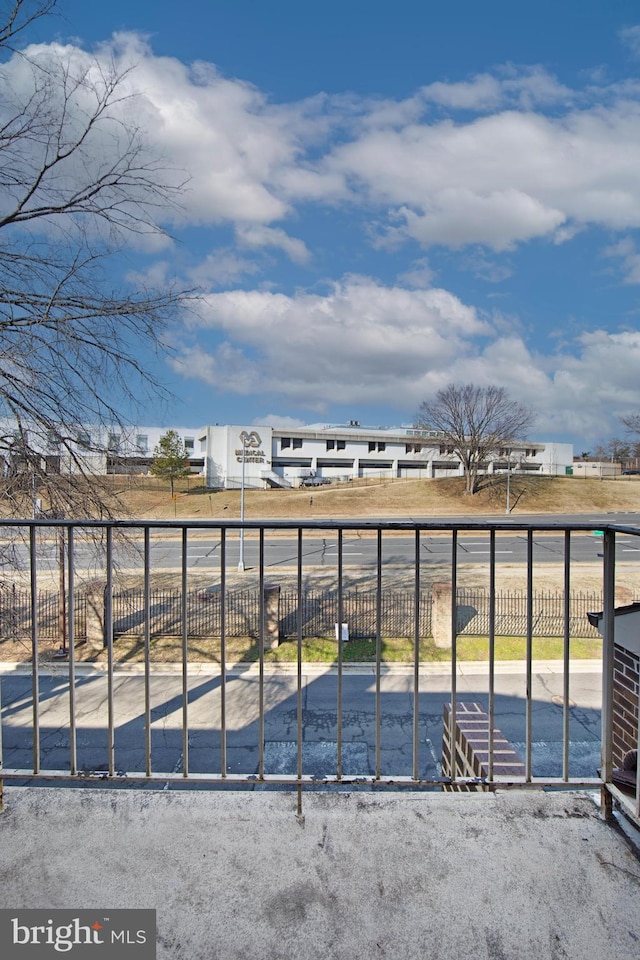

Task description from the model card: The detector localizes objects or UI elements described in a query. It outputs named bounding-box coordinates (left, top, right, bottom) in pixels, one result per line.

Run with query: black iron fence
left=111, top=588, right=433, bottom=641
left=0, top=587, right=87, bottom=641
left=455, top=588, right=603, bottom=639
left=0, top=585, right=607, bottom=643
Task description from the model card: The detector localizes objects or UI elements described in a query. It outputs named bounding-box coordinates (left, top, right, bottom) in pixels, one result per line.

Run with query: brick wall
left=442, top=702, right=525, bottom=791
left=613, top=643, right=639, bottom=768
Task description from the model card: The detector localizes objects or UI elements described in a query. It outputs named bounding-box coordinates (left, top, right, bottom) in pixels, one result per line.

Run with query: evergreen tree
left=150, top=430, right=190, bottom=497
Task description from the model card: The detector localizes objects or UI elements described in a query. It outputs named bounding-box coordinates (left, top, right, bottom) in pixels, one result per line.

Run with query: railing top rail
left=0, top=517, right=639, bottom=534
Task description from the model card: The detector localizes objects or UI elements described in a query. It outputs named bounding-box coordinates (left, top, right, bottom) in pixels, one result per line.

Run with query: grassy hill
left=109, top=473, right=640, bottom=521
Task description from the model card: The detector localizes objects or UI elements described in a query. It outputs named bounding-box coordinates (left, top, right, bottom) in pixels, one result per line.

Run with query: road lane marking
left=465, top=550, right=513, bottom=555
left=324, top=552, right=364, bottom=557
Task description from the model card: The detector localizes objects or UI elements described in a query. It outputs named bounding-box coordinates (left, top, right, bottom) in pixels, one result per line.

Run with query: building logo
left=238, top=430, right=261, bottom=448
left=236, top=430, right=265, bottom=464
left=0, top=909, right=156, bottom=957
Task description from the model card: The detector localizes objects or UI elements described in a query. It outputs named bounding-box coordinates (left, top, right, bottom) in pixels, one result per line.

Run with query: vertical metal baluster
left=105, top=526, right=115, bottom=777
left=337, top=528, right=343, bottom=782
left=258, top=528, right=265, bottom=780
left=144, top=527, right=152, bottom=778
left=67, top=526, right=77, bottom=776
left=375, top=529, right=382, bottom=781
left=526, top=530, right=533, bottom=782
left=0, top=562, right=3, bottom=782
left=449, top=530, right=457, bottom=784
left=636, top=683, right=640, bottom=821
left=220, top=528, right=227, bottom=778
left=413, top=529, right=420, bottom=782
left=563, top=530, right=571, bottom=783
left=601, top=528, right=616, bottom=818
left=181, top=527, right=189, bottom=777
left=297, top=528, right=303, bottom=816
left=488, top=529, right=496, bottom=784
left=30, top=526, right=40, bottom=774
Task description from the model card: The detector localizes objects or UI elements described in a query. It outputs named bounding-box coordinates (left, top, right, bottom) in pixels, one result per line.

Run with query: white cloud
left=318, top=101, right=640, bottom=249
left=397, top=189, right=565, bottom=251
left=421, top=75, right=504, bottom=111
left=602, top=237, right=640, bottom=284
left=420, top=67, right=571, bottom=112
left=397, top=257, right=436, bottom=288
left=11, top=34, right=640, bottom=258
left=235, top=225, right=310, bottom=263
left=461, top=254, right=513, bottom=283
left=257, top=414, right=307, bottom=428
left=620, top=25, right=640, bottom=58
left=171, top=277, right=489, bottom=407
left=166, top=272, right=640, bottom=441
left=187, top=250, right=263, bottom=287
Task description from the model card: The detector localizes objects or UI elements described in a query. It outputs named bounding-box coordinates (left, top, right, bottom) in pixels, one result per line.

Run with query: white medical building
left=198, top=422, right=574, bottom=489
left=2, top=418, right=574, bottom=487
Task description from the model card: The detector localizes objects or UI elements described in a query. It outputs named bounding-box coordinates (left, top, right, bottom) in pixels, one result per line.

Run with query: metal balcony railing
left=0, top=518, right=638, bottom=824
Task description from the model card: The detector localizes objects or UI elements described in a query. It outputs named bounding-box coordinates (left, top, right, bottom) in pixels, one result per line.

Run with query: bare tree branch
left=0, top=1, right=56, bottom=50
left=0, top=2, right=194, bottom=518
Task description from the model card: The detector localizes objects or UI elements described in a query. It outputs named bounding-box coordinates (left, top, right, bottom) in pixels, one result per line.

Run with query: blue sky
left=15, top=0, right=640, bottom=447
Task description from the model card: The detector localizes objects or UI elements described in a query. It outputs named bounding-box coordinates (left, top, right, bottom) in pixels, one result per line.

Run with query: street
left=3, top=529, right=640, bottom=576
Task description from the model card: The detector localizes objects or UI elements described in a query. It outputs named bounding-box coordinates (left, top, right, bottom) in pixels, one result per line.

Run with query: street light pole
left=505, top=450, right=512, bottom=515
left=238, top=436, right=247, bottom=572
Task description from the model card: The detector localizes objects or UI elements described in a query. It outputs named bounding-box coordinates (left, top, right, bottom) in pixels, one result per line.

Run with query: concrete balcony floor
left=1, top=786, right=639, bottom=959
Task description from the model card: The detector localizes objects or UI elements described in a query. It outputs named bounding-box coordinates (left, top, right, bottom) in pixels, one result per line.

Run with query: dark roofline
left=587, top=602, right=640, bottom=627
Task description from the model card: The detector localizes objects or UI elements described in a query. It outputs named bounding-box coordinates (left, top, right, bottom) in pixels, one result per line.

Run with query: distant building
left=571, top=461, right=621, bottom=479
left=200, top=422, right=574, bottom=489
left=0, top=422, right=204, bottom=477
left=0, top=418, right=574, bottom=488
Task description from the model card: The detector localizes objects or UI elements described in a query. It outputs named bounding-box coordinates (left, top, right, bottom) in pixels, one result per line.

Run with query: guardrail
left=0, top=517, right=638, bottom=824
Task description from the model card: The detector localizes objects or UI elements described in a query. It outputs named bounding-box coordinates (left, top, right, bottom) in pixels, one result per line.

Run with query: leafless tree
left=416, top=384, right=535, bottom=495
left=0, top=1, right=191, bottom=518
left=621, top=411, right=640, bottom=437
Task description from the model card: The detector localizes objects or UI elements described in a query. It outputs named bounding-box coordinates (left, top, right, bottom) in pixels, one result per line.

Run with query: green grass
left=453, top=635, right=602, bottom=661
left=92, top=631, right=603, bottom=665
left=261, top=636, right=450, bottom=664
left=249, top=633, right=601, bottom=664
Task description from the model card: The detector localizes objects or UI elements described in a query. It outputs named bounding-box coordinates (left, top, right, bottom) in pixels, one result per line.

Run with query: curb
left=0, top=658, right=602, bottom=678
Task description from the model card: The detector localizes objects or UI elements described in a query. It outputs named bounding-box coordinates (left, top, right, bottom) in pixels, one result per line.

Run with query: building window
left=377, top=442, right=386, bottom=452
left=108, top=433, right=120, bottom=453
left=46, top=430, right=60, bottom=450
left=77, top=431, right=91, bottom=448
left=368, top=442, right=376, bottom=452
left=337, top=440, right=346, bottom=450
left=184, top=437, right=194, bottom=452
left=281, top=437, right=291, bottom=449
left=292, top=438, right=303, bottom=449
left=136, top=434, right=148, bottom=453
left=326, top=440, right=335, bottom=451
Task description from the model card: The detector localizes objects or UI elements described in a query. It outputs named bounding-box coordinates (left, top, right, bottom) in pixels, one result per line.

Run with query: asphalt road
left=0, top=663, right=602, bottom=782
left=4, top=528, right=640, bottom=575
